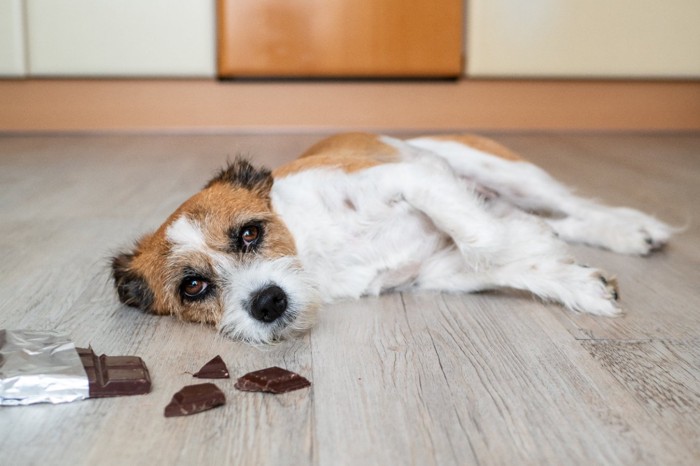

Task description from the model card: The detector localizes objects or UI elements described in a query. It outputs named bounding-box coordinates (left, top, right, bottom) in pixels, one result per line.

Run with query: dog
left=112, top=133, right=673, bottom=344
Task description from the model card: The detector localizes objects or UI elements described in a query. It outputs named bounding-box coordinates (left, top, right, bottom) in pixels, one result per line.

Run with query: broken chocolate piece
left=234, top=366, right=311, bottom=394
left=76, top=347, right=151, bottom=398
left=193, top=355, right=229, bottom=379
left=164, top=383, right=225, bottom=417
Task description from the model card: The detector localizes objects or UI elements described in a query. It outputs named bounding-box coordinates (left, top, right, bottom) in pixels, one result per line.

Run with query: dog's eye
left=180, top=277, right=209, bottom=299
left=241, top=225, right=259, bottom=245
left=235, top=223, right=263, bottom=252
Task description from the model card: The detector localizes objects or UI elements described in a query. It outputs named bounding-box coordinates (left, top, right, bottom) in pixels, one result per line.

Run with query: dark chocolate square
left=164, top=383, right=226, bottom=417
left=234, top=366, right=311, bottom=394
left=193, top=355, right=230, bottom=379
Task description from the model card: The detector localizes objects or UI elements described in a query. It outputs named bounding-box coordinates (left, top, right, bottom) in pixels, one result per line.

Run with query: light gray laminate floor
left=1, top=133, right=699, bottom=465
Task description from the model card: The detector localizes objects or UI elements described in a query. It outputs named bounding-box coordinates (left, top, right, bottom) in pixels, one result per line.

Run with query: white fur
left=269, top=136, right=670, bottom=317
left=271, top=167, right=449, bottom=300
left=407, top=137, right=673, bottom=255
left=166, top=216, right=208, bottom=254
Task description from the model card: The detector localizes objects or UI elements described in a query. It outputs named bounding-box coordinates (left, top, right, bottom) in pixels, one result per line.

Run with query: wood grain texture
left=217, top=0, right=463, bottom=77
left=581, top=339, right=700, bottom=458
left=0, top=133, right=699, bottom=465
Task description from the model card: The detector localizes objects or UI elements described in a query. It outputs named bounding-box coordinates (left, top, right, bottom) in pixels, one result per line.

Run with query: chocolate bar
left=234, top=366, right=311, bottom=394
left=164, top=383, right=225, bottom=417
left=76, top=347, right=151, bottom=398
left=193, top=355, right=229, bottom=379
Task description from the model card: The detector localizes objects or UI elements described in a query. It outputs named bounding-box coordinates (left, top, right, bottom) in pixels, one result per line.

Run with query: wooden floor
left=1, top=132, right=699, bottom=465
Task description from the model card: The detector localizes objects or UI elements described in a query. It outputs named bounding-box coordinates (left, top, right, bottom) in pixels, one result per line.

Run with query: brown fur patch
left=427, top=134, right=524, bottom=162
left=122, top=232, right=174, bottom=318
left=273, top=133, right=398, bottom=178
left=299, top=133, right=398, bottom=159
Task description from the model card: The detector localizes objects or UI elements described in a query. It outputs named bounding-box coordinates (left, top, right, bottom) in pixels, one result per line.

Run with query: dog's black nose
left=250, top=285, right=288, bottom=323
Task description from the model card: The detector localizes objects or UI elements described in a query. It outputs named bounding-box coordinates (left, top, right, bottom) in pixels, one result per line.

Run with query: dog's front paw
left=549, top=207, right=673, bottom=255
left=603, top=208, right=672, bottom=255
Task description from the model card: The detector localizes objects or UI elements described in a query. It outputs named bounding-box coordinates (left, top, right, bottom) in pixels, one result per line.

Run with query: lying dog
left=112, top=133, right=672, bottom=344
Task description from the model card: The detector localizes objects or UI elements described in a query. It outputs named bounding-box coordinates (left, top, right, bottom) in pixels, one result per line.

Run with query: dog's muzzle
left=250, top=285, right=288, bottom=323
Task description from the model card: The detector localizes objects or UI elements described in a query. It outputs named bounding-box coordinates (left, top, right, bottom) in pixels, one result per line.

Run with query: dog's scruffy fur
left=112, top=133, right=672, bottom=344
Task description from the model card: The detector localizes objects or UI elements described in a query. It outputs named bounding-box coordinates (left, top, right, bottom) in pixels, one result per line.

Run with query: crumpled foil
left=0, top=329, right=89, bottom=406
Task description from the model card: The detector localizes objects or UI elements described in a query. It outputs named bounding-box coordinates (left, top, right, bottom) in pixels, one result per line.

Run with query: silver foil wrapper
left=0, top=329, right=89, bottom=406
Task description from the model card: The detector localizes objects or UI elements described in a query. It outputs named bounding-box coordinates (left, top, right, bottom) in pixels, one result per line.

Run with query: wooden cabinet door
left=218, top=0, right=463, bottom=78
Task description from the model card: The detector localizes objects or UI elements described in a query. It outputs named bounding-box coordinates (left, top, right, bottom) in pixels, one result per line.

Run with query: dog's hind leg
left=412, top=226, right=622, bottom=317
left=364, top=160, right=621, bottom=316
left=404, top=135, right=673, bottom=255
left=415, top=249, right=621, bottom=317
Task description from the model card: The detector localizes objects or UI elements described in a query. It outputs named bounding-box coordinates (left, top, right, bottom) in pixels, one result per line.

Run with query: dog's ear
left=205, top=158, right=273, bottom=197
left=111, top=246, right=154, bottom=312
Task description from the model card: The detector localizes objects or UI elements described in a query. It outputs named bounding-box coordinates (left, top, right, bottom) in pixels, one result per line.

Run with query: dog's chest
left=271, top=169, right=447, bottom=300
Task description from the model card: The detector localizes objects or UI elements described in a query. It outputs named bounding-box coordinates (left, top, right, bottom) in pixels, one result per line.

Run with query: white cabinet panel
left=0, top=0, right=27, bottom=77
left=27, top=0, right=215, bottom=77
left=468, top=0, right=700, bottom=78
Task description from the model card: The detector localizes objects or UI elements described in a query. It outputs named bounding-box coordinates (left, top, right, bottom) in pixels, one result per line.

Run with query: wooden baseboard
left=1, top=79, right=698, bottom=132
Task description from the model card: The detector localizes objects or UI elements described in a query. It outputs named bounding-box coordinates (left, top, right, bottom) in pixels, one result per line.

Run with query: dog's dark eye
left=241, top=225, right=260, bottom=245
left=180, top=277, right=209, bottom=299
left=234, top=223, right=263, bottom=252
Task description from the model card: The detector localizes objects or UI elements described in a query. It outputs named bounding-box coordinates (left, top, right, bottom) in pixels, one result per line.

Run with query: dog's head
left=112, top=159, right=319, bottom=344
